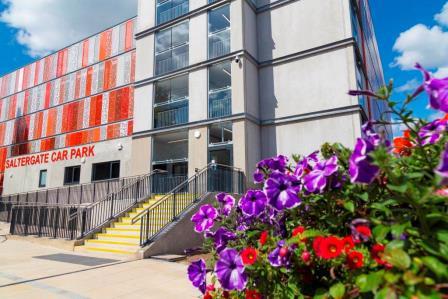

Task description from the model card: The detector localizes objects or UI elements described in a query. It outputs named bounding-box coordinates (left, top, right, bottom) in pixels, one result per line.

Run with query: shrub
left=187, top=64, right=448, bottom=298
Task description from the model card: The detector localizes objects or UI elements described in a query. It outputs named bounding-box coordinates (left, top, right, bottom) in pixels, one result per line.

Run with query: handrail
left=132, top=163, right=245, bottom=246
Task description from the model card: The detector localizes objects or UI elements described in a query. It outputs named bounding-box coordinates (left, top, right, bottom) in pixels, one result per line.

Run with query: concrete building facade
left=0, top=0, right=387, bottom=195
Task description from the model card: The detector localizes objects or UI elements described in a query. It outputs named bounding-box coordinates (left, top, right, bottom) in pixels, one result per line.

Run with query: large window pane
left=155, top=22, right=189, bottom=75
left=157, top=0, right=189, bottom=25
left=208, top=5, right=230, bottom=59
left=92, top=161, right=120, bottom=181
left=209, top=122, right=233, bottom=145
left=209, top=62, right=231, bottom=118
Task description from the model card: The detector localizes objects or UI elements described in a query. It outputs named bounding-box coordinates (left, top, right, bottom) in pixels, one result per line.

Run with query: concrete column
left=189, top=13, right=208, bottom=65
left=133, top=83, right=154, bottom=133
left=189, top=69, right=208, bottom=122
left=137, top=0, right=156, bottom=33
left=231, top=58, right=244, bottom=115
left=230, top=0, right=244, bottom=52
left=130, top=136, right=152, bottom=176
left=190, top=0, right=207, bottom=11
left=188, top=126, right=208, bottom=177
left=135, top=34, right=155, bottom=81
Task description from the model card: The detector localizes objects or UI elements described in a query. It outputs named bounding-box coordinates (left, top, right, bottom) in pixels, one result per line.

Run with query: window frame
left=38, top=169, right=47, bottom=188
left=208, top=4, right=231, bottom=59
left=91, top=161, right=121, bottom=182
left=63, top=165, right=81, bottom=186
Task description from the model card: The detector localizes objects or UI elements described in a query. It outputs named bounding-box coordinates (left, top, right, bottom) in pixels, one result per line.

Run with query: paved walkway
left=0, top=235, right=199, bottom=298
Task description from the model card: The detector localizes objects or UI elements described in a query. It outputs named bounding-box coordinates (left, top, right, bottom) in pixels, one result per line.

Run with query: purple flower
left=214, top=248, right=247, bottom=291
left=216, top=193, right=235, bottom=217
left=349, top=138, right=380, bottom=184
left=294, top=151, right=319, bottom=178
left=238, top=190, right=268, bottom=217
left=303, top=156, right=339, bottom=193
left=187, top=259, right=207, bottom=294
left=416, top=63, right=448, bottom=112
left=435, top=142, right=448, bottom=185
left=206, top=227, right=236, bottom=253
left=418, top=118, right=447, bottom=145
left=191, top=204, right=218, bottom=233
left=268, top=240, right=291, bottom=268
left=350, top=218, right=371, bottom=243
left=253, top=155, right=289, bottom=183
left=264, top=172, right=301, bottom=210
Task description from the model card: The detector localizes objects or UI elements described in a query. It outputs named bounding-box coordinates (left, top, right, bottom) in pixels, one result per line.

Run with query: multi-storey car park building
left=0, top=0, right=389, bottom=255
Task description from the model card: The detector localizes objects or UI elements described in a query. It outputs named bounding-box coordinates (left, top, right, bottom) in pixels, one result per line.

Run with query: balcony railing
left=209, top=28, right=230, bottom=59
left=154, top=105, right=188, bottom=128
left=157, top=1, right=189, bottom=25
left=209, top=96, right=231, bottom=118
left=155, top=50, right=188, bottom=75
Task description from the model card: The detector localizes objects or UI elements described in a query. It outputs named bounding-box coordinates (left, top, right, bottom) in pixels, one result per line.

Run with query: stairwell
left=75, top=195, right=167, bottom=255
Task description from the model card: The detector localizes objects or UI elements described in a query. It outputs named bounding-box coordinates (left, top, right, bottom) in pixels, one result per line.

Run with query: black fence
left=133, top=164, right=245, bottom=246
left=8, top=171, right=190, bottom=240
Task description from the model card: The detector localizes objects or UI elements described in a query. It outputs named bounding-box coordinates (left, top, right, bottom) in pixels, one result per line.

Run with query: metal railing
left=132, top=163, right=245, bottom=246
left=209, top=28, right=231, bottom=59
left=8, top=170, right=180, bottom=240
left=0, top=176, right=142, bottom=222
left=155, top=50, right=189, bottom=75
left=209, top=96, right=231, bottom=118
left=157, top=1, right=189, bottom=25
left=154, top=105, right=188, bottom=128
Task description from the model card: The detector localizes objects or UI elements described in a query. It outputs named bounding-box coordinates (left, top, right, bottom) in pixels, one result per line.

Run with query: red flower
left=315, top=236, right=344, bottom=259
left=371, top=244, right=392, bottom=268
left=246, top=289, right=262, bottom=299
left=347, top=251, right=364, bottom=269
left=241, top=247, right=258, bottom=265
left=393, top=130, right=413, bottom=156
left=301, top=251, right=311, bottom=262
left=259, top=231, right=268, bottom=246
left=312, top=236, right=324, bottom=253
left=355, top=226, right=372, bottom=239
left=204, top=292, right=213, bottom=299
left=341, top=236, right=355, bottom=253
left=292, top=226, right=305, bottom=237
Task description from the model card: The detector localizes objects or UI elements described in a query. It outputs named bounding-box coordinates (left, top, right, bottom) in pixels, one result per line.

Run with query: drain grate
left=33, top=254, right=119, bottom=266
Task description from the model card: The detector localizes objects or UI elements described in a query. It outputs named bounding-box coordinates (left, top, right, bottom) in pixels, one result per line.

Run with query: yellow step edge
left=106, top=228, right=140, bottom=232
left=83, top=247, right=136, bottom=255
left=85, top=240, right=138, bottom=246
left=96, top=233, right=140, bottom=239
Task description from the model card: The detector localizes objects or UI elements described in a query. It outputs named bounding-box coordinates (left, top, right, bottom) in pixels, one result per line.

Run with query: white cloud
left=0, top=0, right=138, bottom=58
left=392, top=24, right=448, bottom=70
left=428, top=110, right=445, bottom=121
left=395, top=78, right=420, bottom=93
left=435, top=2, right=448, bottom=27
left=434, top=67, right=448, bottom=78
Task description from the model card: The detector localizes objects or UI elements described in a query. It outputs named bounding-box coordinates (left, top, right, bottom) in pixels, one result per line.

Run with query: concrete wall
left=3, top=137, right=133, bottom=195
left=130, top=136, right=152, bottom=176
left=188, top=127, right=208, bottom=177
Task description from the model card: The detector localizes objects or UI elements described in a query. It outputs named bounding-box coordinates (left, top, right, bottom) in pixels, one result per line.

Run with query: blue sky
left=0, top=0, right=447, bottom=123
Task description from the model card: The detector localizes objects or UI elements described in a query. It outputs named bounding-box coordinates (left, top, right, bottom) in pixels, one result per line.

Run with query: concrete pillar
left=130, top=136, right=152, bottom=176
left=188, top=126, right=208, bottom=177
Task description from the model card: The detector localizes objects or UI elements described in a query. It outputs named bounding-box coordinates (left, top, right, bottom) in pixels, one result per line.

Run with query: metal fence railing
left=8, top=171, right=187, bottom=240
left=132, top=163, right=245, bottom=246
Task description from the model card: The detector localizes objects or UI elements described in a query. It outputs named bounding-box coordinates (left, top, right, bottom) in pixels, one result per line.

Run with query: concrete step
left=84, top=240, right=140, bottom=252
left=105, top=228, right=140, bottom=236
left=119, top=216, right=172, bottom=224
left=82, top=246, right=136, bottom=255
left=113, top=223, right=141, bottom=229
left=86, top=239, right=138, bottom=246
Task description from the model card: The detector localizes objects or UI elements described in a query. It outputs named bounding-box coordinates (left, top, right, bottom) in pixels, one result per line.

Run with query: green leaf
left=406, top=172, right=424, bottom=179
left=301, top=229, right=324, bottom=239
left=343, top=201, right=355, bottom=213
left=436, top=230, right=448, bottom=244
left=329, top=283, right=345, bottom=299
left=387, top=184, right=407, bottom=193
left=356, top=271, right=384, bottom=293
left=384, top=248, right=411, bottom=270
left=375, top=287, right=397, bottom=299
left=403, top=271, right=423, bottom=285
left=357, top=192, right=369, bottom=202
left=421, top=256, right=448, bottom=279
left=373, top=225, right=390, bottom=242
left=313, top=288, right=328, bottom=299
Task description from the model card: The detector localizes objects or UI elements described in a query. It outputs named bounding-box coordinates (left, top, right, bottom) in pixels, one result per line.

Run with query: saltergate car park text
left=5, top=145, right=95, bottom=169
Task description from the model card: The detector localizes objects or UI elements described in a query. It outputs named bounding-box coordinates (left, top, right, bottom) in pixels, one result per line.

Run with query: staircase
left=76, top=195, right=166, bottom=255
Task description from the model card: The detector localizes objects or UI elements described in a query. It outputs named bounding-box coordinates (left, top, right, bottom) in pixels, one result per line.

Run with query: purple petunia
left=238, top=190, right=268, bottom=217
left=187, top=259, right=207, bottom=294
left=303, top=156, right=339, bottom=193
left=216, top=193, right=235, bottom=217
left=418, top=118, right=447, bottom=146
left=206, top=227, right=237, bottom=253
left=435, top=142, right=448, bottom=185
left=264, top=172, right=301, bottom=211
left=191, top=204, right=218, bottom=233
left=214, top=248, right=247, bottom=291
left=253, top=155, right=289, bottom=183
left=268, top=240, right=292, bottom=268
left=294, top=151, right=319, bottom=178
left=415, top=63, right=448, bottom=112
left=349, top=123, right=382, bottom=184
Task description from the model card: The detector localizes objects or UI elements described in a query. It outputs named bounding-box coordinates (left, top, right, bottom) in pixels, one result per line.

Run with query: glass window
left=209, top=122, right=233, bottom=145
left=155, top=22, right=189, bottom=75
left=64, top=166, right=81, bottom=185
left=154, top=75, right=189, bottom=128
left=157, top=0, right=189, bottom=25
left=92, top=161, right=120, bottom=181
left=39, top=170, right=47, bottom=188
left=208, top=5, right=230, bottom=59
left=209, top=61, right=231, bottom=118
